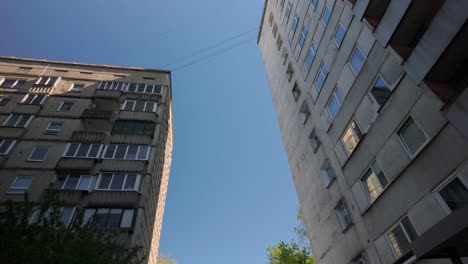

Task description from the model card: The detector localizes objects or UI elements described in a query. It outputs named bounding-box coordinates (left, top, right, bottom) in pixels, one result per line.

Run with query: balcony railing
left=71, top=131, right=107, bottom=143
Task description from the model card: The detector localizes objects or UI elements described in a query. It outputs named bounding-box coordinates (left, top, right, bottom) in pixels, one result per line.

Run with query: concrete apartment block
left=0, top=56, right=173, bottom=264
left=258, top=0, right=468, bottom=263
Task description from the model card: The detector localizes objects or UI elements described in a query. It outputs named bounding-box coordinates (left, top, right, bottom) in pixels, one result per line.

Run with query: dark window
left=112, top=121, right=156, bottom=136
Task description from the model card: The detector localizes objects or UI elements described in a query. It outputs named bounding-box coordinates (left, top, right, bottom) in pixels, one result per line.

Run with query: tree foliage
left=0, top=191, right=144, bottom=264
left=267, top=241, right=314, bottom=264
left=293, top=209, right=311, bottom=251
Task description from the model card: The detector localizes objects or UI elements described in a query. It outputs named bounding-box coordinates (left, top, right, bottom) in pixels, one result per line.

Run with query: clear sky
left=2, top=1, right=300, bottom=263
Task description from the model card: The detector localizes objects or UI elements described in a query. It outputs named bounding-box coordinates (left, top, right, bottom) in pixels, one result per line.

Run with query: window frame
left=102, top=144, right=151, bottom=161
left=433, top=172, right=468, bottom=214
left=349, top=46, right=366, bottom=75
left=397, top=116, right=429, bottom=158
left=292, top=83, right=301, bottom=101
left=36, top=76, right=59, bottom=86
left=21, top=93, right=48, bottom=105
left=327, top=87, right=344, bottom=119
left=121, top=100, right=157, bottom=113
left=305, top=42, right=317, bottom=68
left=0, top=138, right=16, bottom=155
left=321, top=5, right=332, bottom=26
left=95, top=173, right=141, bottom=192
left=341, top=119, right=364, bottom=155
left=2, top=114, right=33, bottom=128
left=369, top=75, right=393, bottom=107
left=360, top=160, right=389, bottom=203
left=44, top=121, right=64, bottom=135
left=335, top=201, right=352, bottom=231
left=57, top=101, right=75, bottom=112
left=53, top=174, right=94, bottom=191
left=8, top=176, right=32, bottom=194
left=28, top=147, right=49, bottom=161
left=291, top=14, right=300, bottom=34
left=299, top=102, right=310, bottom=124
left=385, top=216, right=418, bottom=260
left=0, top=96, right=11, bottom=107
left=63, top=143, right=104, bottom=159
left=286, top=0, right=293, bottom=21
left=83, top=208, right=135, bottom=229
left=298, top=25, right=308, bottom=48
left=69, top=83, right=85, bottom=93
left=320, top=159, right=336, bottom=188
left=0, top=78, right=26, bottom=89
left=309, top=129, right=321, bottom=153
left=333, top=24, right=346, bottom=47
left=315, top=62, right=328, bottom=91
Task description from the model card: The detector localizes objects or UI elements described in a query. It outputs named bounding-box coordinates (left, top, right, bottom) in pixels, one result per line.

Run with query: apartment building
left=0, top=56, right=173, bottom=264
left=258, top=0, right=467, bottom=263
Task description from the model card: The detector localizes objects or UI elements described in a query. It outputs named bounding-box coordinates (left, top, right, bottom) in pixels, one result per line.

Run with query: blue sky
left=2, top=1, right=300, bottom=263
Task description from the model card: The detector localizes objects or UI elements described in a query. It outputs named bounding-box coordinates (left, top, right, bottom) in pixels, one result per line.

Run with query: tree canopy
left=267, top=241, right=314, bottom=264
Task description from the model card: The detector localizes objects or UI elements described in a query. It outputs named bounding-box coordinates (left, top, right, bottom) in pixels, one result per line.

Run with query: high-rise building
left=0, top=56, right=173, bottom=264
left=258, top=1, right=468, bottom=263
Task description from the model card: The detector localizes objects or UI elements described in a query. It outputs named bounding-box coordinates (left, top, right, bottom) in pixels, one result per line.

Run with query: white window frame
left=28, top=147, right=49, bottom=161
left=341, top=120, right=363, bottom=155
left=57, top=101, right=75, bottom=112
left=101, top=144, right=150, bottom=161
left=433, top=172, right=468, bottom=214
left=0, top=96, right=11, bottom=107
left=315, top=62, right=328, bottom=91
left=95, top=173, right=141, bottom=191
left=69, top=83, right=85, bottom=93
left=320, top=159, right=335, bottom=187
left=21, top=93, right=48, bottom=105
left=0, top=78, right=26, bottom=89
left=327, top=88, right=344, bottom=119
left=36, top=76, right=59, bottom=86
left=397, top=116, right=429, bottom=158
left=298, top=25, right=308, bottom=48
left=311, top=0, right=318, bottom=10
left=369, top=75, right=393, bottom=106
left=385, top=216, right=418, bottom=260
left=286, top=0, right=293, bottom=21
left=349, top=46, right=366, bottom=75
left=98, top=81, right=128, bottom=91
left=305, top=42, right=317, bottom=68
left=53, top=174, right=94, bottom=191
left=0, top=138, right=16, bottom=155
left=83, top=208, right=135, bottom=229
left=335, top=201, right=352, bottom=230
left=126, top=83, right=162, bottom=94
left=44, top=121, right=64, bottom=135
left=291, top=14, right=300, bottom=34
left=8, top=176, right=32, bottom=194
left=360, top=160, right=389, bottom=203
left=2, top=114, right=33, bottom=128
left=121, top=100, right=157, bottom=113
left=333, top=23, right=346, bottom=47
left=321, top=5, right=331, bottom=26
left=63, top=143, right=104, bottom=159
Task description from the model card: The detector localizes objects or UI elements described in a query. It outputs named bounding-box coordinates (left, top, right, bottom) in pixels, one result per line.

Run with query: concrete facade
left=258, top=1, right=468, bottom=263
left=0, top=56, right=173, bottom=264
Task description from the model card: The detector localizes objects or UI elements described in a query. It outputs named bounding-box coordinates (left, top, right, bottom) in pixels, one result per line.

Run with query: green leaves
left=267, top=241, right=314, bottom=264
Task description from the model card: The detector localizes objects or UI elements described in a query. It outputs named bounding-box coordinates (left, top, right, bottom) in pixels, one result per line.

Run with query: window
left=291, top=15, right=299, bottom=34
left=98, top=81, right=128, bottom=91
left=70, top=83, right=84, bottom=93
left=349, top=47, right=366, bottom=74
left=273, top=24, right=278, bottom=37
left=292, top=83, right=301, bottom=101
left=305, top=43, right=317, bottom=68
left=53, top=174, right=93, bottom=191
left=0, top=138, right=16, bottom=155
left=103, top=145, right=150, bottom=160
left=436, top=176, right=468, bottom=212
left=36, top=76, right=59, bottom=86
left=0, top=97, right=11, bottom=107
left=311, top=0, right=318, bottom=10
left=122, top=100, right=157, bottom=113
left=96, top=173, right=141, bottom=191
left=63, top=143, right=103, bottom=159
left=21, top=93, right=47, bottom=105
left=28, top=147, right=49, bottom=161
left=269, top=12, right=274, bottom=26
left=8, top=176, right=32, bottom=194
left=362, top=161, right=388, bottom=202
left=352, top=256, right=367, bottom=264
left=280, top=0, right=286, bottom=10
left=29, top=207, right=76, bottom=226
left=299, top=102, right=310, bottom=124
left=342, top=120, right=363, bottom=154
left=282, top=48, right=289, bottom=65
left=58, top=101, right=74, bottom=111
left=126, top=83, right=162, bottom=94
left=309, top=129, right=321, bottom=152
left=3, top=114, right=33, bottom=127
left=276, top=35, right=283, bottom=50
left=298, top=26, right=308, bottom=48
left=286, top=63, right=294, bottom=82
left=334, top=24, right=346, bottom=47
left=112, top=120, right=156, bottom=136
left=321, top=5, right=331, bottom=25
left=315, top=62, right=328, bottom=91
left=84, top=208, right=135, bottom=229
left=387, top=216, right=418, bottom=259
left=44, top=121, right=63, bottom=135
left=327, top=88, right=344, bottom=119
left=320, top=159, right=335, bottom=187
left=0, top=79, right=25, bottom=89
left=370, top=76, right=392, bottom=106
left=398, top=117, right=428, bottom=156
left=335, top=201, right=352, bottom=230
left=286, top=0, right=293, bottom=21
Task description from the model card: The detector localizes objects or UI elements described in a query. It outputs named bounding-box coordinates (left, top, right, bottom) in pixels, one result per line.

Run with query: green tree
left=294, top=209, right=311, bottom=251
left=0, top=190, right=144, bottom=264
left=267, top=241, right=314, bottom=264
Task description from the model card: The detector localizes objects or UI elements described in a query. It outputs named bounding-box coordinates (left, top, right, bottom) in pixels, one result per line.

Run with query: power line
left=164, top=27, right=258, bottom=68
left=171, top=35, right=257, bottom=72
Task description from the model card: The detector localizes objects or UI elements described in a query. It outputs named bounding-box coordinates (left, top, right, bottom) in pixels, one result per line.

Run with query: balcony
left=87, top=191, right=140, bottom=207
left=94, top=89, right=122, bottom=99
left=124, top=92, right=161, bottom=102
left=118, top=111, right=157, bottom=122
left=97, top=160, right=147, bottom=173
left=82, top=108, right=112, bottom=119
left=12, top=103, right=42, bottom=115
left=82, top=109, right=113, bottom=131
left=71, top=131, right=107, bottom=143
left=28, top=85, right=54, bottom=94
left=110, top=133, right=152, bottom=145
left=57, top=158, right=95, bottom=171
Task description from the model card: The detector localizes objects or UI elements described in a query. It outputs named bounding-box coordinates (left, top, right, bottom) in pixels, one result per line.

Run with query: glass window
left=107, top=209, right=122, bottom=229
left=127, top=83, right=137, bottom=92
left=309, top=129, right=321, bottom=152
left=3, top=114, right=32, bottom=128
left=320, top=160, right=335, bottom=187
left=78, top=176, right=92, bottom=191
left=124, top=174, right=138, bottom=190
left=299, top=103, right=310, bottom=124
left=134, top=101, right=145, bottom=112
left=63, top=175, right=80, bottom=190
left=438, top=177, right=468, bottom=211
left=321, top=5, right=331, bottom=25
left=8, top=176, right=32, bottom=194
left=1, top=79, right=25, bottom=89
left=110, top=173, right=125, bottom=190
left=291, top=15, right=300, bottom=34
left=98, top=174, right=113, bottom=189
left=315, top=63, right=328, bottom=91
left=350, top=47, right=366, bottom=74
left=137, top=146, right=149, bottom=160
left=76, top=144, right=91, bottom=157
left=114, top=145, right=127, bottom=159
left=95, top=209, right=109, bottom=229
left=371, top=76, right=392, bottom=106
left=0, top=139, right=16, bottom=155
left=334, top=24, right=346, bottom=46
left=53, top=176, right=67, bottom=189
left=65, top=143, right=79, bottom=157
left=137, top=84, right=146, bottom=93
left=44, top=121, right=63, bottom=135
left=88, top=144, right=101, bottom=158
left=104, top=145, right=116, bottom=158
left=120, top=209, right=134, bottom=228
left=126, top=146, right=138, bottom=160
left=58, top=101, right=74, bottom=111
left=387, top=217, right=418, bottom=259
left=298, top=26, right=308, bottom=48
left=336, top=202, right=352, bottom=230
left=311, top=0, right=318, bottom=9
left=28, top=147, right=48, bottom=161
left=327, top=88, right=344, bottom=119
left=362, top=161, right=388, bottom=202
left=398, top=117, right=428, bottom=155
left=70, top=84, right=84, bottom=92
left=0, top=97, right=11, bottom=107
left=22, top=93, right=47, bottom=105
left=286, top=0, right=293, bottom=20
left=342, top=120, right=363, bottom=154
left=60, top=207, right=75, bottom=226
left=305, top=43, right=317, bottom=68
